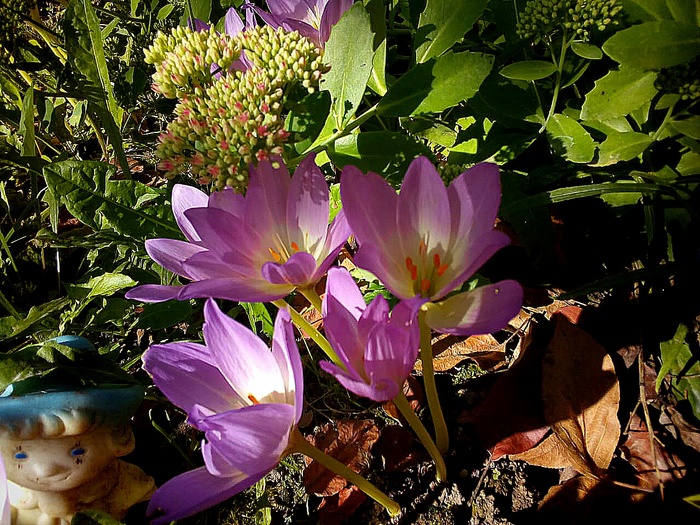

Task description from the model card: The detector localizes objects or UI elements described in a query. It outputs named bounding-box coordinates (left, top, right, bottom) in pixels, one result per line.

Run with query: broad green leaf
left=603, top=21, right=700, bottom=69
left=595, top=131, right=654, bottom=166
left=366, top=0, right=387, bottom=95
left=670, top=116, right=700, bottom=140
left=571, top=42, right=603, bottom=60
left=415, top=0, right=488, bottom=63
left=468, top=76, right=545, bottom=127
left=136, top=300, right=193, bottom=330
left=401, top=117, right=457, bottom=148
left=64, top=0, right=129, bottom=177
left=666, top=0, right=698, bottom=23
left=43, top=160, right=179, bottom=239
left=241, top=302, right=274, bottom=338
left=657, top=323, right=700, bottom=419
left=320, top=3, right=374, bottom=128
left=19, top=87, right=35, bottom=157
left=545, top=114, right=596, bottom=163
left=500, top=60, right=557, bottom=81
left=678, top=150, right=700, bottom=175
left=328, top=131, right=433, bottom=183
left=85, top=273, right=137, bottom=299
left=182, top=0, right=212, bottom=24
left=2, top=297, right=70, bottom=340
left=377, top=51, right=493, bottom=117
left=623, top=0, right=673, bottom=21
left=580, top=67, right=658, bottom=121
left=285, top=90, right=332, bottom=152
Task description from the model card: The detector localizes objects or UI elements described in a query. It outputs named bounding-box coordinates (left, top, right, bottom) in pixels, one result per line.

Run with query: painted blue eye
left=14, top=451, right=27, bottom=460
left=70, top=447, right=86, bottom=457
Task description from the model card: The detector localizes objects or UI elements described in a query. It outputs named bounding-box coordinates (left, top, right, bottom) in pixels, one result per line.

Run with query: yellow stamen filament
left=419, top=238, right=427, bottom=256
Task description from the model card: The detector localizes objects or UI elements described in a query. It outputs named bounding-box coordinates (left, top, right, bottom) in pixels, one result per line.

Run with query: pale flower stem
left=418, top=310, right=449, bottom=454
left=299, top=286, right=323, bottom=313
left=392, top=392, right=447, bottom=482
left=290, top=429, right=402, bottom=517
left=272, top=299, right=344, bottom=369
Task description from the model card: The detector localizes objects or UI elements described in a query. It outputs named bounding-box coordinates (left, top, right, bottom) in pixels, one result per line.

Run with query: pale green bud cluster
left=145, top=26, right=242, bottom=99
left=656, top=58, right=700, bottom=101
left=146, top=25, right=326, bottom=192
left=516, top=0, right=622, bottom=42
left=0, top=0, right=35, bottom=59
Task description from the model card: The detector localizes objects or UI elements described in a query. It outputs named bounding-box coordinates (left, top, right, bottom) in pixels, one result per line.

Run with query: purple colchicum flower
left=142, top=299, right=303, bottom=524
left=319, top=267, right=425, bottom=402
left=126, top=155, right=350, bottom=303
left=252, top=0, right=354, bottom=45
left=340, top=156, right=523, bottom=336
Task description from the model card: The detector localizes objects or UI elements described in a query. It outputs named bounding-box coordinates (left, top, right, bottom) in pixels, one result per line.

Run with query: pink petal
left=397, top=157, right=451, bottom=258
left=209, top=187, right=245, bottom=219
left=323, top=292, right=365, bottom=374
left=203, top=299, right=286, bottom=402
left=261, top=251, right=318, bottom=285
left=323, top=267, right=365, bottom=321
left=184, top=207, right=260, bottom=262
left=353, top=242, right=415, bottom=299
left=200, top=403, right=296, bottom=475
left=143, top=342, right=243, bottom=420
left=314, top=209, right=351, bottom=279
left=145, top=238, right=207, bottom=279
left=319, top=360, right=381, bottom=400
left=178, top=277, right=292, bottom=302
left=225, top=7, right=245, bottom=35
left=270, top=308, right=304, bottom=422
left=286, top=154, right=329, bottom=253
left=125, top=284, right=183, bottom=303
left=244, top=159, right=291, bottom=238
left=424, top=280, right=523, bottom=336
left=172, top=184, right=209, bottom=243
left=147, top=466, right=262, bottom=525
left=182, top=250, right=248, bottom=280
left=364, top=323, right=416, bottom=393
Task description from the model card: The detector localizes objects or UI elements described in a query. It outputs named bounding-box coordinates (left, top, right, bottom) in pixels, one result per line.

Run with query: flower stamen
left=247, top=394, right=261, bottom=404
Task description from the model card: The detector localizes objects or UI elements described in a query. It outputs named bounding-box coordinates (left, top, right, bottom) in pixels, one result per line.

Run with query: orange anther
left=437, top=263, right=449, bottom=277
left=433, top=253, right=441, bottom=269
left=420, top=278, right=431, bottom=293
left=268, top=247, right=282, bottom=262
left=405, top=256, right=414, bottom=271
left=410, top=265, right=418, bottom=281
left=290, top=241, right=300, bottom=252
left=247, top=394, right=260, bottom=404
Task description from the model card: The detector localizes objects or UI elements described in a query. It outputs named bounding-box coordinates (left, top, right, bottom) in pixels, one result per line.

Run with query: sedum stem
left=418, top=309, right=449, bottom=454
left=290, top=429, right=401, bottom=516
left=272, top=299, right=344, bottom=369
left=392, top=392, right=447, bottom=482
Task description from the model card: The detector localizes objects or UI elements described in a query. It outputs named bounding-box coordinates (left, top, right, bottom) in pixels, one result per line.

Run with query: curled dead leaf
left=414, top=333, right=506, bottom=373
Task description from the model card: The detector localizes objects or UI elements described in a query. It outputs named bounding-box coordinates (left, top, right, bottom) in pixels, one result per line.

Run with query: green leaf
left=602, top=21, right=700, bottom=69
left=571, top=42, right=603, bottom=60
left=414, top=0, right=488, bottom=63
left=500, top=60, right=557, bottom=81
left=320, top=3, right=374, bottom=128
left=377, top=51, right=493, bottom=117
left=136, top=300, right=193, bottom=330
left=2, top=297, right=70, bottom=340
left=545, top=114, right=596, bottom=163
left=623, top=0, right=674, bottom=21
left=669, top=116, right=700, bottom=140
left=64, top=0, right=129, bottom=176
left=657, top=323, right=700, bottom=419
left=43, top=160, right=179, bottom=239
left=365, top=0, right=387, bottom=95
left=19, top=87, right=35, bottom=157
left=595, top=131, right=654, bottom=166
left=240, top=302, right=274, bottom=338
left=580, top=66, right=658, bottom=121
left=72, top=509, right=125, bottom=525
left=84, top=273, right=137, bottom=299
left=328, top=131, right=433, bottom=183
left=666, top=0, right=698, bottom=23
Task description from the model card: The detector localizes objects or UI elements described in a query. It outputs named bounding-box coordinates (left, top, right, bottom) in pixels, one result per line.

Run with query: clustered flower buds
left=655, top=57, right=700, bottom=102
left=516, top=0, right=623, bottom=42
left=145, top=24, right=327, bottom=191
left=0, top=0, right=35, bottom=59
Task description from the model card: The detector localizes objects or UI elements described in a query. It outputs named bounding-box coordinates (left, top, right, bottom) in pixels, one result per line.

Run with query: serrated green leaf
left=500, top=60, right=557, bottom=81
left=64, top=0, right=129, bottom=176
left=571, top=42, right=603, bottom=60
left=43, top=160, right=179, bottom=239
left=595, top=131, right=654, bottom=166
left=320, top=3, right=374, bottom=128
left=328, top=131, right=433, bottom=183
left=415, top=0, right=488, bottom=63
left=581, top=66, right=658, bottom=121
left=545, top=113, right=596, bottom=163
left=603, top=21, right=700, bottom=69
left=377, top=51, right=493, bottom=117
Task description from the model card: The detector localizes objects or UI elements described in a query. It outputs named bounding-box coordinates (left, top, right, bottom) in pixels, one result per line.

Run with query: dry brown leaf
left=317, top=485, right=366, bottom=524
left=666, top=406, right=700, bottom=454
left=414, top=333, right=506, bottom=373
left=374, top=425, right=424, bottom=472
left=303, top=420, right=379, bottom=497
left=382, top=376, right=424, bottom=421
left=510, top=431, right=576, bottom=470
left=542, top=314, right=621, bottom=476
left=538, top=474, right=604, bottom=516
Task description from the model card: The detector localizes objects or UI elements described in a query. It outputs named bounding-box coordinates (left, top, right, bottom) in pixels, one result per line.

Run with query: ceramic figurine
left=0, top=337, right=155, bottom=524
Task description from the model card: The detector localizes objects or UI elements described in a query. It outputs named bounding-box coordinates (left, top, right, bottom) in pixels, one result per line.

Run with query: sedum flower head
left=655, top=57, right=700, bottom=101
left=516, top=0, right=623, bottom=42
left=0, top=0, right=35, bottom=59
left=145, top=24, right=327, bottom=191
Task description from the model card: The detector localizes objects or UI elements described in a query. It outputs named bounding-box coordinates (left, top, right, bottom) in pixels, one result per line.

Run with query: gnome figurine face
left=0, top=337, right=155, bottom=525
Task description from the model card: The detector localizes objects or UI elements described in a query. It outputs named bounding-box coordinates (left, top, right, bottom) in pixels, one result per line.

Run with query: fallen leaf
left=318, top=485, right=366, bottom=524
left=542, top=314, right=621, bottom=476
left=374, top=425, right=424, bottom=472
left=414, top=333, right=506, bottom=373
left=510, top=431, right=576, bottom=470
left=665, top=405, right=700, bottom=454
left=303, top=420, right=380, bottom=497
left=382, top=376, right=424, bottom=421
left=473, top=317, right=551, bottom=459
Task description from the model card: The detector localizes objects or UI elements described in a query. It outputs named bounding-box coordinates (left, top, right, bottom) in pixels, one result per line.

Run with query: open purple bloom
left=252, top=0, right=354, bottom=45
left=340, top=156, right=523, bottom=336
left=126, top=155, right=350, bottom=303
left=319, top=267, right=424, bottom=402
left=142, top=299, right=303, bottom=524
